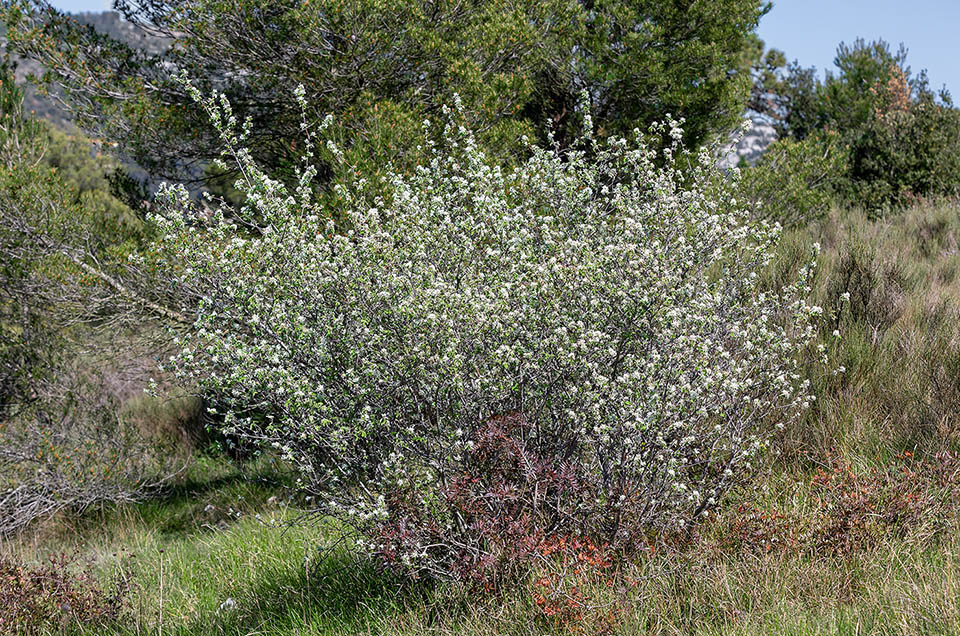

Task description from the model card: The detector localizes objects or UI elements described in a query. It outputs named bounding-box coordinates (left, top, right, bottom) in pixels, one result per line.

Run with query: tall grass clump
left=145, top=83, right=833, bottom=582
left=765, top=201, right=960, bottom=464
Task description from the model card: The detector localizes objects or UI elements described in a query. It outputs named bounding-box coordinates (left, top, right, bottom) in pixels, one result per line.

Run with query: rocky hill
left=718, top=118, right=777, bottom=170
left=3, top=11, right=168, bottom=128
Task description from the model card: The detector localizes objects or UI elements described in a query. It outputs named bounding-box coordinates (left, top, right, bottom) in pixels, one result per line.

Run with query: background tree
left=758, top=38, right=960, bottom=210
left=0, top=69, right=186, bottom=534
left=1, top=0, right=769, bottom=200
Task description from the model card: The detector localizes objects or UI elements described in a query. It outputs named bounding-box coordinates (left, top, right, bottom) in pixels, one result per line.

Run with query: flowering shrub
left=150, top=82, right=829, bottom=580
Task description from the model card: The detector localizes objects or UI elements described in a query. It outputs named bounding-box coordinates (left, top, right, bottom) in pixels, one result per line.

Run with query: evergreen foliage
left=760, top=38, right=960, bottom=211
left=1, top=0, right=769, bottom=199
left=737, top=130, right=847, bottom=227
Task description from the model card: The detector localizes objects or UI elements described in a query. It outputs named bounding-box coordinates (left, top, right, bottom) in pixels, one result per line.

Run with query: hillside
left=3, top=11, right=168, bottom=128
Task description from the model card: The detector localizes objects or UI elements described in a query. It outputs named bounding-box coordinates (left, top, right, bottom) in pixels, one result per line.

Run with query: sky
left=48, top=0, right=110, bottom=13
left=47, top=0, right=960, bottom=95
left=757, top=0, right=960, bottom=95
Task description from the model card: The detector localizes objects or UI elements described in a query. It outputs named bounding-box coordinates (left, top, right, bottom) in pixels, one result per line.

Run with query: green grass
left=2, top=457, right=444, bottom=635
left=5, top=467, right=960, bottom=635
left=7, top=201, right=960, bottom=634
left=5, top=449, right=960, bottom=634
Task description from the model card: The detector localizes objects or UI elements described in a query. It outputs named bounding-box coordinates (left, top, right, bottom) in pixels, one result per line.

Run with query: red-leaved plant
left=0, top=552, right=129, bottom=635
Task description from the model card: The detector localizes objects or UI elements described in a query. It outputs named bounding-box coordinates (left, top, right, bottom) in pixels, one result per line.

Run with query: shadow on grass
left=136, top=463, right=294, bottom=536
left=47, top=461, right=295, bottom=544
left=177, top=550, right=438, bottom=636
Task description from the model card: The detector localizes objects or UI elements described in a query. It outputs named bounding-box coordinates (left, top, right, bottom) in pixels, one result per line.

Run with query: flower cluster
left=150, top=83, right=829, bottom=578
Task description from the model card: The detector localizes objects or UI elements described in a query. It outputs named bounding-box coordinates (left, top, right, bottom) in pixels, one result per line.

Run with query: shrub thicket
left=0, top=553, right=129, bottom=634
left=737, top=129, right=847, bottom=227
left=0, top=70, right=185, bottom=535
left=146, top=84, right=833, bottom=581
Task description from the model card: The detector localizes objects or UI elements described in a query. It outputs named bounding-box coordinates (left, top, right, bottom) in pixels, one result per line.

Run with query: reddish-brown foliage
left=370, top=412, right=606, bottom=585
left=717, top=452, right=960, bottom=557
left=0, top=553, right=129, bottom=635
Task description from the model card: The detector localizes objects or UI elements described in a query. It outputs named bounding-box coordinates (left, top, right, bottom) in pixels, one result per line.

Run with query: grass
left=6, top=201, right=960, bottom=634
left=5, top=467, right=960, bottom=634
left=769, top=201, right=960, bottom=466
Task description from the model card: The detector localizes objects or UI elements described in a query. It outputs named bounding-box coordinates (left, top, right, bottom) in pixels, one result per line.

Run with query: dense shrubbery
left=760, top=39, right=960, bottom=212
left=146, top=84, right=833, bottom=580
left=737, top=130, right=847, bottom=227
left=0, top=69, right=186, bottom=535
left=5, top=4, right=960, bottom=632
left=0, top=64, right=143, bottom=392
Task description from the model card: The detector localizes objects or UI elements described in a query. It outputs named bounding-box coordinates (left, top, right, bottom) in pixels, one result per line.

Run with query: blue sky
left=49, top=0, right=110, bottom=13
left=759, top=1, right=960, bottom=95
left=49, top=0, right=960, bottom=95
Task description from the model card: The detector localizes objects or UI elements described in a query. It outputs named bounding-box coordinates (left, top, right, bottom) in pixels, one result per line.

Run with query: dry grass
left=770, top=200, right=960, bottom=466
left=6, top=201, right=960, bottom=634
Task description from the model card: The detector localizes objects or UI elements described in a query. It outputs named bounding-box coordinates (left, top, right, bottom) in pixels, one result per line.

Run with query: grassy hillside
left=4, top=200, right=960, bottom=635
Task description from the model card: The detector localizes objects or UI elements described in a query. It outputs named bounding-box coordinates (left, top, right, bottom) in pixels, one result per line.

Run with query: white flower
left=153, top=88, right=830, bottom=576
